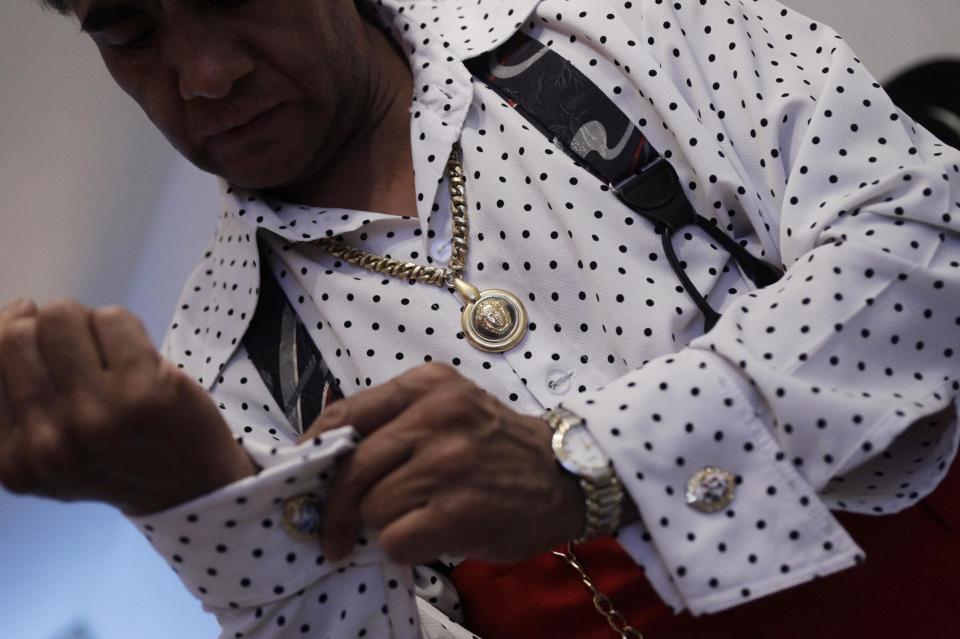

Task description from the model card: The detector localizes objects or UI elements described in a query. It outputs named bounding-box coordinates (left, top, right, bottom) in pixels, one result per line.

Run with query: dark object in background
left=885, top=59, right=960, bottom=150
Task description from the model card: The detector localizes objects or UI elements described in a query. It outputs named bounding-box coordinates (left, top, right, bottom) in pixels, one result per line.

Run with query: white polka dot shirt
left=131, top=0, right=960, bottom=636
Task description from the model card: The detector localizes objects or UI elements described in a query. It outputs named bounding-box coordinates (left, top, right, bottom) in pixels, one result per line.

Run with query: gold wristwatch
left=543, top=407, right=624, bottom=542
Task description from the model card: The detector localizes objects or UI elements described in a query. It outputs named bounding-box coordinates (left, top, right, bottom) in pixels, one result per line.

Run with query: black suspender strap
left=465, top=32, right=783, bottom=332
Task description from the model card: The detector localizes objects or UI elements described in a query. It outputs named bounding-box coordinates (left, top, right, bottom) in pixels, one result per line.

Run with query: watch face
left=557, top=424, right=610, bottom=480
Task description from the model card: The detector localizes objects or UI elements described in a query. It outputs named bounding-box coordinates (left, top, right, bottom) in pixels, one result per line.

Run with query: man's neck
left=268, top=20, right=417, bottom=218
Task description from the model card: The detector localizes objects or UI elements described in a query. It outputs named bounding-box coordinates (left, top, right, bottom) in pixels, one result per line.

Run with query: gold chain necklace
left=313, top=144, right=528, bottom=353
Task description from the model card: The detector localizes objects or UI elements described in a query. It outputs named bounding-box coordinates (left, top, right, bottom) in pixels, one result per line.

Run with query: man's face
left=74, top=0, right=371, bottom=190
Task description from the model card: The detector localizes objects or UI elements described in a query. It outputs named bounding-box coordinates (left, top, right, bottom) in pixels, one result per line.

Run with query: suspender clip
left=611, top=156, right=665, bottom=196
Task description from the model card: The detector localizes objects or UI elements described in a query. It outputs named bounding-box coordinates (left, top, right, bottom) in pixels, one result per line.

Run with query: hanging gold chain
left=553, top=544, right=646, bottom=639
left=445, top=147, right=470, bottom=281
left=313, top=145, right=470, bottom=288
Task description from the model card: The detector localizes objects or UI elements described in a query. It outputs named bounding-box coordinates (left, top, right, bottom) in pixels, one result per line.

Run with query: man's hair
left=38, top=0, right=70, bottom=14
left=37, top=0, right=374, bottom=19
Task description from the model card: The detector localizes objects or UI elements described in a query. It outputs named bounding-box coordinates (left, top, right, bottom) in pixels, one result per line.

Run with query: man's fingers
left=0, top=429, right=38, bottom=495
left=320, top=460, right=363, bottom=562
left=0, top=300, right=39, bottom=440
left=379, top=504, right=445, bottom=566
left=91, top=307, right=158, bottom=373
left=0, top=298, right=37, bottom=323
left=305, top=379, right=419, bottom=439
left=0, top=375, right=10, bottom=439
left=34, top=300, right=105, bottom=389
left=303, top=362, right=465, bottom=439
left=312, top=363, right=473, bottom=560
left=359, top=459, right=431, bottom=530
left=321, top=425, right=416, bottom=560
left=0, top=318, right=56, bottom=419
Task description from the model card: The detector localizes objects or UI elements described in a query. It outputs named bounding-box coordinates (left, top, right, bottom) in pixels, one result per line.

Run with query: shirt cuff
left=563, top=349, right=864, bottom=615
left=129, top=427, right=385, bottom=610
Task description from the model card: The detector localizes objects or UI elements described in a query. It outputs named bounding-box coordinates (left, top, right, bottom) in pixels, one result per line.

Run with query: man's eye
left=118, top=28, right=156, bottom=52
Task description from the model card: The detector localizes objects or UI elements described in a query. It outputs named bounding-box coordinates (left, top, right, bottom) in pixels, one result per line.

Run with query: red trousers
left=451, top=458, right=960, bottom=638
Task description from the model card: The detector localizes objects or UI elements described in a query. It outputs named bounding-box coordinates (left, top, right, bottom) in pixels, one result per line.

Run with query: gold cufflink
left=281, top=493, right=324, bottom=541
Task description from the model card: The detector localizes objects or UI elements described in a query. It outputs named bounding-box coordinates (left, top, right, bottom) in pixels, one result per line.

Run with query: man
left=2, top=0, right=958, bottom=637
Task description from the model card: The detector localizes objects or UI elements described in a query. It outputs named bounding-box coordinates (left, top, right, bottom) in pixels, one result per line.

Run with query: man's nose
left=169, top=29, right=255, bottom=101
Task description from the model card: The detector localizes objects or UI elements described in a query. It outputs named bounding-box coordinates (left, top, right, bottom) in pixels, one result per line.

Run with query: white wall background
left=0, top=1, right=958, bottom=637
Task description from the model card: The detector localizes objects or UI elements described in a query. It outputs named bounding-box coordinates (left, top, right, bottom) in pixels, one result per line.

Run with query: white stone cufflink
left=685, top=467, right=736, bottom=513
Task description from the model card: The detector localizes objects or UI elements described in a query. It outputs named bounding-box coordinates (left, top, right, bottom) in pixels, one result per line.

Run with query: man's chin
left=202, top=151, right=315, bottom=194
left=202, top=141, right=332, bottom=204
left=182, top=132, right=331, bottom=201
left=220, top=171, right=298, bottom=193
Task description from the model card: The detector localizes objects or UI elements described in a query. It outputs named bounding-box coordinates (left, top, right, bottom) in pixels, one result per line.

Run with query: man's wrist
left=542, top=406, right=626, bottom=541
left=124, top=449, right=259, bottom=517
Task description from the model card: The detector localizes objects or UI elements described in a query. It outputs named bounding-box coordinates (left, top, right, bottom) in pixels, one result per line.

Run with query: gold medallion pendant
left=454, top=279, right=528, bottom=353
left=314, top=144, right=530, bottom=354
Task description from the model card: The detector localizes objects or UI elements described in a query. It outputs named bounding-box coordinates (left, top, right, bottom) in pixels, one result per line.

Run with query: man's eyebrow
left=79, top=3, right=145, bottom=33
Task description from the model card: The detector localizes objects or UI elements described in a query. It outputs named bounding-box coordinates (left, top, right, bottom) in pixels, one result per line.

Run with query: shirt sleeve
left=562, top=0, right=960, bottom=616
left=128, top=428, right=425, bottom=639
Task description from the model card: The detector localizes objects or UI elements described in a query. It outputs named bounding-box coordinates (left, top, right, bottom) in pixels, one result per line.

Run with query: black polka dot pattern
left=134, top=0, right=960, bottom=634
left=132, top=413, right=420, bottom=636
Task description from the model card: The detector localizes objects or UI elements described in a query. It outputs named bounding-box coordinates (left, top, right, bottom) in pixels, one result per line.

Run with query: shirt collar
left=164, top=0, right=541, bottom=389
left=371, top=0, right=542, bottom=237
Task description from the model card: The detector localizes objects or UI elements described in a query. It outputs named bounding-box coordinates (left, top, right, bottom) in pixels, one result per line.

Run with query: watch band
left=542, top=407, right=625, bottom=542
left=579, top=472, right=625, bottom=542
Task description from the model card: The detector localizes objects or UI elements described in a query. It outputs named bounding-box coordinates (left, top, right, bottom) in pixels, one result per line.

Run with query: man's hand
left=302, top=362, right=587, bottom=566
left=0, top=298, right=257, bottom=516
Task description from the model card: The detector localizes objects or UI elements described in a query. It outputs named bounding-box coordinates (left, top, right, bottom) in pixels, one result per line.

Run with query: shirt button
left=685, top=467, right=736, bottom=513
left=546, top=369, right=575, bottom=395
left=431, top=239, right=452, bottom=263
left=281, top=493, right=324, bottom=541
